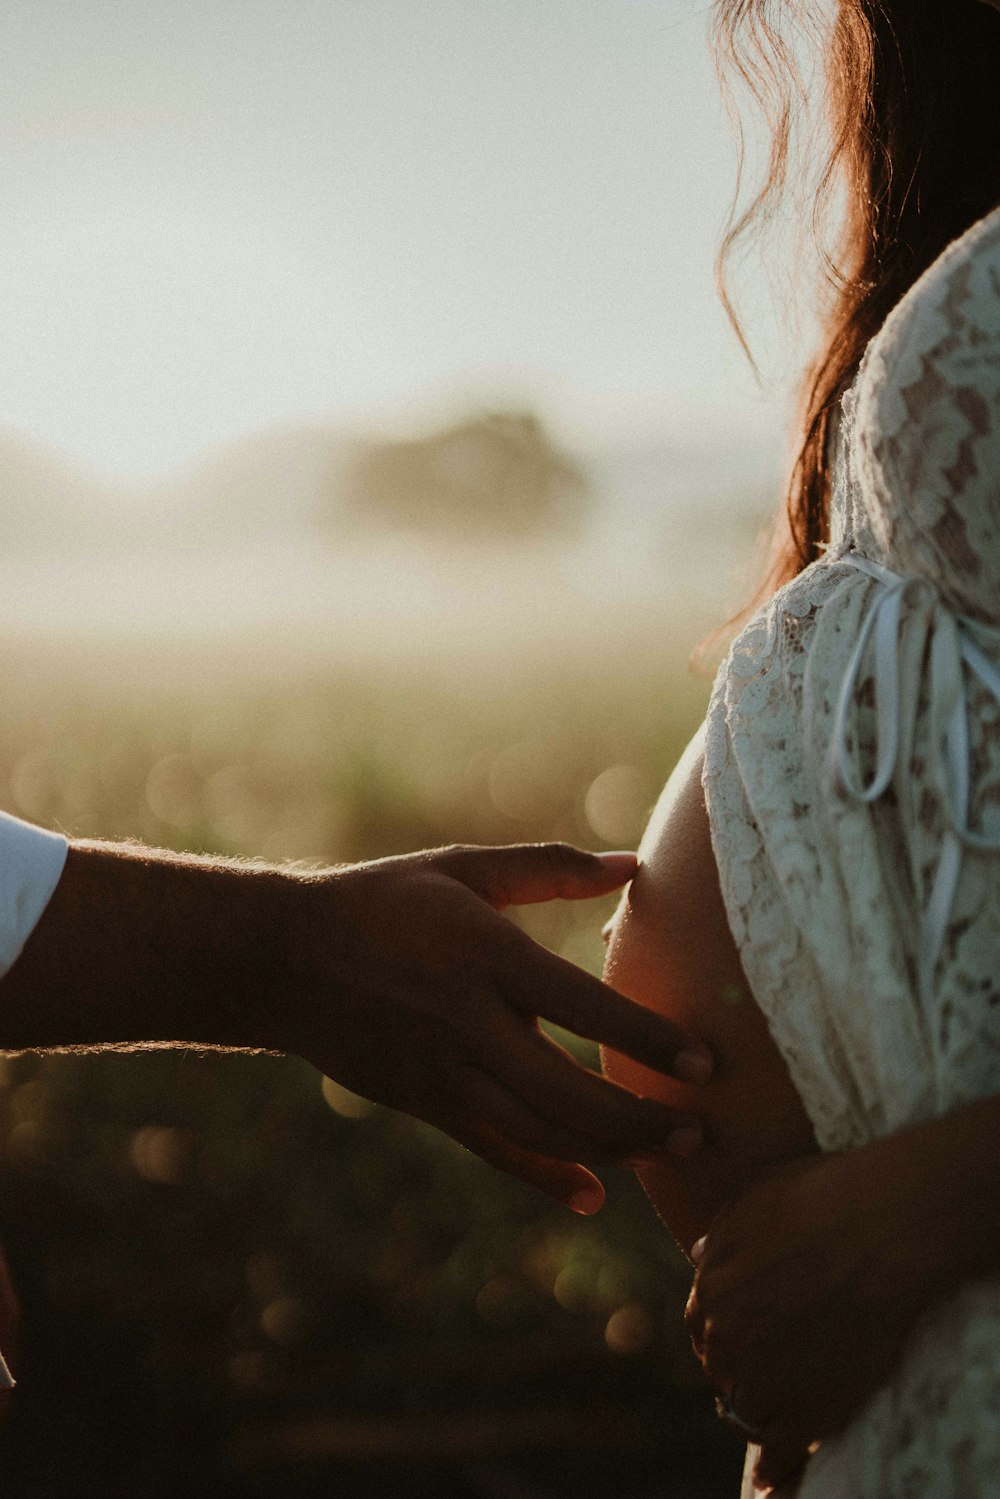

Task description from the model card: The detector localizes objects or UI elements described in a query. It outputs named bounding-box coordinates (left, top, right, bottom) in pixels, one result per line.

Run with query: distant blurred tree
left=338, top=410, right=590, bottom=540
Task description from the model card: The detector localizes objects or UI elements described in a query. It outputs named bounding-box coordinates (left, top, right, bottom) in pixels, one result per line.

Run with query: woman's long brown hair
left=713, top=0, right=1000, bottom=595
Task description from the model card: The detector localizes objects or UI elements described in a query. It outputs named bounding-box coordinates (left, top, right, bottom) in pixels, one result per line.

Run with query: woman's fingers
left=508, top=937, right=713, bottom=1083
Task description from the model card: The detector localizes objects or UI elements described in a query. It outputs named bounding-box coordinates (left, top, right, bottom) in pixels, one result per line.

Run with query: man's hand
left=0, top=838, right=714, bottom=1216
left=262, top=842, right=714, bottom=1214
left=685, top=1103, right=1000, bottom=1491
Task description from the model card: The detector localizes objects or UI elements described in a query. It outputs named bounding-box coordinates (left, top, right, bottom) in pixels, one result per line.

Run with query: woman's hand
left=685, top=1104, right=1000, bottom=1491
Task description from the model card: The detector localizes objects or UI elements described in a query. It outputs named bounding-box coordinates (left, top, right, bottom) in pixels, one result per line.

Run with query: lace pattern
left=705, top=204, right=1000, bottom=1497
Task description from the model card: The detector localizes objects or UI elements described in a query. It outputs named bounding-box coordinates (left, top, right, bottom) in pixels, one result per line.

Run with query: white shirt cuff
left=0, top=812, right=69, bottom=978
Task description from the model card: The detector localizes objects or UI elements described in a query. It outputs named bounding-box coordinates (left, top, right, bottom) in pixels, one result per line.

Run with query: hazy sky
left=0, top=0, right=802, bottom=480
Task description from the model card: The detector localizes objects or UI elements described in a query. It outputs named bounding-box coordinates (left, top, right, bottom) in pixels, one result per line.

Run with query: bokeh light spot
left=129, top=1125, right=198, bottom=1185
left=584, top=764, right=653, bottom=844
left=552, top=1262, right=592, bottom=1313
left=260, top=1295, right=306, bottom=1345
left=605, top=1302, right=654, bottom=1356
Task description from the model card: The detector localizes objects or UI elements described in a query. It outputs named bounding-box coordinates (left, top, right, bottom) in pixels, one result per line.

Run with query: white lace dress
left=703, top=201, right=1000, bottom=1498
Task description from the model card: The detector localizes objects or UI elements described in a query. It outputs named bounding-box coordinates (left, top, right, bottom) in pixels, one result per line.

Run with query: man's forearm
left=0, top=841, right=306, bottom=1052
left=0, top=836, right=720, bottom=1209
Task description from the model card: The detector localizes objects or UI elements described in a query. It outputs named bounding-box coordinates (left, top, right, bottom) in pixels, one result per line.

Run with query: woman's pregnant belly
left=602, top=725, right=816, bottom=1253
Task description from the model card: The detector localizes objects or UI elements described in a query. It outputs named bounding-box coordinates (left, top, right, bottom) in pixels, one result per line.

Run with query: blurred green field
left=0, top=630, right=744, bottom=1499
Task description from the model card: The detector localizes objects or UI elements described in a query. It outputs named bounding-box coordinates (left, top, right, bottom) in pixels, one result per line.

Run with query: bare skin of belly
left=602, top=725, right=817, bottom=1255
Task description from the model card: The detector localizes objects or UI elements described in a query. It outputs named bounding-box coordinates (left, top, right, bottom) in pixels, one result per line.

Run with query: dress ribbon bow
left=830, top=550, right=1000, bottom=1024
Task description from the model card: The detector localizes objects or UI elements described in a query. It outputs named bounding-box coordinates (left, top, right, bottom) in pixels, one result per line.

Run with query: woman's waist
left=603, top=730, right=817, bottom=1248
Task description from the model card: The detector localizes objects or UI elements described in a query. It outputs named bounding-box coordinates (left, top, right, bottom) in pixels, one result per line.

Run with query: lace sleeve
left=853, top=210, right=1000, bottom=623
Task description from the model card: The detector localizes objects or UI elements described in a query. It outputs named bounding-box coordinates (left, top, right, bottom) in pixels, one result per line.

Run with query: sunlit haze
left=0, top=0, right=796, bottom=482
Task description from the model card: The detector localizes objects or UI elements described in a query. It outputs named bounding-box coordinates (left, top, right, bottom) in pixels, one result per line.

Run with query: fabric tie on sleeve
left=830, top=550, right=1000, bottom=1027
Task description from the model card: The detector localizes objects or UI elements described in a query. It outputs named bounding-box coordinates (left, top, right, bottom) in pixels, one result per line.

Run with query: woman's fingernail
left=674, top=1048, right=714, bottom=1084
left=568, top=1186, right=604, bottom=1216
left=596, top=851, right=638, bottom=878
left=690, top=1236, right=707, bottom=1265
left=667, top=1124, right=703, bottom=1158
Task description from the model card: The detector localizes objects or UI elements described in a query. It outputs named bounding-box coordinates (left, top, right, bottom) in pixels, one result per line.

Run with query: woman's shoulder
left=847, top=203, right=1000, bottom=619
left=860, top=201, right=1000, bottom=388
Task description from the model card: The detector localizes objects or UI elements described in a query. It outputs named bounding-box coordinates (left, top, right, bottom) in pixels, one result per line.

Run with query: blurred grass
left=0, top=632, right=744, bottom=1498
